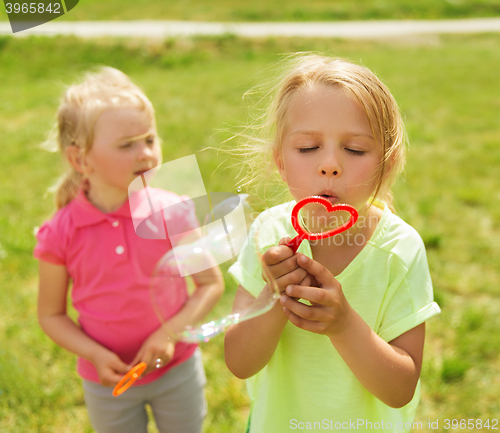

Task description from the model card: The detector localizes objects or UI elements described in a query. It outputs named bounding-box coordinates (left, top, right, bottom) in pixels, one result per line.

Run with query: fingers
left=280, top=290, right=340, bottom=335
left=298, top=273, right=320, bottom=287
left=131, top=334, right=176, bottom=376
left=275, top=266, right=308, bottom=292
left=281, top=303, right=332, bottom=335
left=296, top=255, right=335, bottom=287
left=284, top=282, right=341, bottom=306
left=142, top=350, right=170, bottom=375
left=263, top=243, right=293, bottom=266
left=263, top=246, right=309, bottom=292
left=100, top=359, right=130, bottom=387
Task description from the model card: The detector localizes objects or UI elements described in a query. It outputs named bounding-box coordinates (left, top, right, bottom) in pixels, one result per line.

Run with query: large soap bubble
left=149, top=192, right=278, bottom=342
left=128, top=154, right=279, bottom=343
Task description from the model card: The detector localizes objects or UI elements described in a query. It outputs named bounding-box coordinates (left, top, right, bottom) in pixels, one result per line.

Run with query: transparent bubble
left=150, top=192, right=279, bottom=343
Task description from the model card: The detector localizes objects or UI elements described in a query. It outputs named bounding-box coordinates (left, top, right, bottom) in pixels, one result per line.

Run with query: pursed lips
left=317, top=190, right=339, bottom=204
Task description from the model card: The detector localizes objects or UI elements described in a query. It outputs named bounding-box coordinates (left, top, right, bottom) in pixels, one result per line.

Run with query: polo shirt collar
left=70, top=190, right=131, bottom=228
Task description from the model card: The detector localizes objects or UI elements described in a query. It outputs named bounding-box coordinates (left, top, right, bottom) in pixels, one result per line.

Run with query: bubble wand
left=285, top=196, right=359, bottom=253
left=112, top=362, right=147, bottom=397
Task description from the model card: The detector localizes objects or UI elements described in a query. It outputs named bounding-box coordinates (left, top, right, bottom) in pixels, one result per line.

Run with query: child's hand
left=280, top=255, right=354, bottom=338
left=262, top=237, right=310, bottom=293
left=91, top=349, right=131, bottom=387
left=130, top=326, right=176, bottom=376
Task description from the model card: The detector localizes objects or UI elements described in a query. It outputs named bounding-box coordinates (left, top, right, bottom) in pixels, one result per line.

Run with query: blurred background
left=1, top=2, right=499, bottom=432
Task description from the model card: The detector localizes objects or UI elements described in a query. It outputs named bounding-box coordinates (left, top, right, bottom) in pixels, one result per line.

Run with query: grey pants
left=83, top=350, right=207, bottom=433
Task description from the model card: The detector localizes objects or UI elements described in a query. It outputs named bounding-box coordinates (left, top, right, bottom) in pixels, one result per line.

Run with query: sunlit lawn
left=0, top=33, right=499, bottom=432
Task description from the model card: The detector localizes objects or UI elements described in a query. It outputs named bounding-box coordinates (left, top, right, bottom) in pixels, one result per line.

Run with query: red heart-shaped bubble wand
left=285, top=196, right=359, bottom=253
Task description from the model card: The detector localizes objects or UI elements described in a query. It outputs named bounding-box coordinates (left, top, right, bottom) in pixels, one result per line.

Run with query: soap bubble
left=149, top=192, right=279, bottom=343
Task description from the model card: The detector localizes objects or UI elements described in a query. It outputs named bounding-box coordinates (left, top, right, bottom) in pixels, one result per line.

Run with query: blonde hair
left=44, top=67, right=158, bottom=209
left=237, top=54, right=407, bottom=211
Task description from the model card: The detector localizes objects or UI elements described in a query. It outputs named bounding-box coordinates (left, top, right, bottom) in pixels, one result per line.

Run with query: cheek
left=348, top=157, right=380, bottom=185
left=154, top=148, right=162, bottom=165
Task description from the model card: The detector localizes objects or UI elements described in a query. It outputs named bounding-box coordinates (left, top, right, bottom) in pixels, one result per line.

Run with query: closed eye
left=346, top=148, right=365, bottom=155
left=299, top=147, right=319, bottom=153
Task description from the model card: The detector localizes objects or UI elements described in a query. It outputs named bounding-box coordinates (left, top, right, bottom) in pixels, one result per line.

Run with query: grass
left=1, top=0, right=500, bottom=22
left=0, top=33, right=500, bottom=432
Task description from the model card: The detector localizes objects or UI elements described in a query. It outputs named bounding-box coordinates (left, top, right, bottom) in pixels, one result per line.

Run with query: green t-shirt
left=229, top=200, right=441, bottom=433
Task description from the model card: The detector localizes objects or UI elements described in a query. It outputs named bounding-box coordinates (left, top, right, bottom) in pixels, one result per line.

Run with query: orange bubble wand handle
left=112, top=362, right=147, bottom=397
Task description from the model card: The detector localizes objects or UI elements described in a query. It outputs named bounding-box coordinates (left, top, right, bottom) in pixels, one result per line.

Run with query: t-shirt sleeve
left=33, top=220, right=66, bottom=265
left=228, top=211, right=273, bottom=298
left=377, top=235, right=441, bottom=342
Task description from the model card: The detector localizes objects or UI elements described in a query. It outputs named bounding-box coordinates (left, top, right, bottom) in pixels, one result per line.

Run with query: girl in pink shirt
left=34, top=67, right=222, bottom=433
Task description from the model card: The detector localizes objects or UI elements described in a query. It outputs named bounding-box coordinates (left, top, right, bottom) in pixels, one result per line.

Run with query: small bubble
left=237, top=187, right=242, bottom=193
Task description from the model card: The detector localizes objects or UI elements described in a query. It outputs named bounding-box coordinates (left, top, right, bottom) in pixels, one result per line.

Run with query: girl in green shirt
left=225, top=54, right=440, bottom=433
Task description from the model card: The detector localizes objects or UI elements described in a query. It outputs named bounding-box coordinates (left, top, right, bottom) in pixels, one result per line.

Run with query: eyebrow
left=119, top=131, right=155, bottom=142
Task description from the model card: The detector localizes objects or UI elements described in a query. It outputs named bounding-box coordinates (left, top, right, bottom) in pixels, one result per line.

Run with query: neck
left=309, top=204, right=383, bottom=275
left=86, top=188, right=128, bottom=213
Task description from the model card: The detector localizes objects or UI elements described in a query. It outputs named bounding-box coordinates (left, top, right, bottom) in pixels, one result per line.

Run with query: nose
left=318, top=152, right=341, bottom=177
left=137, top=140, right=155, bottom=161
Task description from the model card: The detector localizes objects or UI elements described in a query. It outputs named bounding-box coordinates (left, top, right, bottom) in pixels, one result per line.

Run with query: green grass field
left=1, top=32, right=499, bottom=432
left=1, top=0, right=500, bottom=22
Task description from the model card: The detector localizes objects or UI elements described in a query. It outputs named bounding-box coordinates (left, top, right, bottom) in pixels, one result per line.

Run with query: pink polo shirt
left=34, top=189, right=198, bottom=385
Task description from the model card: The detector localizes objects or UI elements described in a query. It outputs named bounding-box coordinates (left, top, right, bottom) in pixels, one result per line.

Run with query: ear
left=273, top=147, right=287, bottom=183
left=382, top=152, right=395, bottom=181
left=65, top=145, right=88, bottom=175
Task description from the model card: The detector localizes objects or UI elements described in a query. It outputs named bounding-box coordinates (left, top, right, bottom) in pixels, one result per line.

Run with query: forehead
left=286, top=84, right=371, bottom=134
left=94, top=107, right=154, bottom=140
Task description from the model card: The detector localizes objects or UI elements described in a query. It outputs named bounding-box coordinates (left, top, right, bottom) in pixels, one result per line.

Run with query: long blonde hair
left=44, top=67, right=158, bottom=209
left=236, top=54, right=407, bottom=210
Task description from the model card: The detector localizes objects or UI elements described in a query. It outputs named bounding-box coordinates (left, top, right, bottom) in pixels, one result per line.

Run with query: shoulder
left=251, top=201, right=295, bottom=249
left=370, top=207, right=427, bottom=270
left=36, top=202, right=76, bottom=239
left=34, top=201, right=79, bottom=264
left=254, top=201, right=294, bottom=225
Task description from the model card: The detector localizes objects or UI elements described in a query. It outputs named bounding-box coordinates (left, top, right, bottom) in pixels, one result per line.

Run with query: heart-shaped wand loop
left=285, top=196, right=359, bottom=253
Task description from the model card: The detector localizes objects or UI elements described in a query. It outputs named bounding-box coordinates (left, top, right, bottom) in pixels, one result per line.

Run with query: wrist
left=328, top=304, right=359, bottom=344
left=160, top=322, right=179, bottom=343
left=86, top=344, right=112, bottom=365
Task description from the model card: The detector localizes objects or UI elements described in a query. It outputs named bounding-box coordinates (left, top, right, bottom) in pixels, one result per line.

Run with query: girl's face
left=82, top=107, right=161, bottom=211
left=276, top=84, right=383, bottom=219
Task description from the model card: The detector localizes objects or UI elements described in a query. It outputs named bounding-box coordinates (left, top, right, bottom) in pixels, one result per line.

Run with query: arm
left=281, top=254, right=424, bottom=408
left=224, top=285, right=288, bottom=379
left=224, top=238, right=308, bottom=379
left=37, top=260, right=130, bottom=386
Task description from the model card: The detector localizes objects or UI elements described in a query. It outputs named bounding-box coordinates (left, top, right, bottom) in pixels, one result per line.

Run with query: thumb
left=128, top=350, right=144, bottom=371
left=296, top=255, right=334, bottom=287
left=116, top=358, right=132, bottom=375
left=279, top=237, right=293, bottom=246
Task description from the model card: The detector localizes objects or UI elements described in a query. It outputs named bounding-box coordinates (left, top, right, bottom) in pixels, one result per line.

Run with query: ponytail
left=53, top=168, right=84, bottom=210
